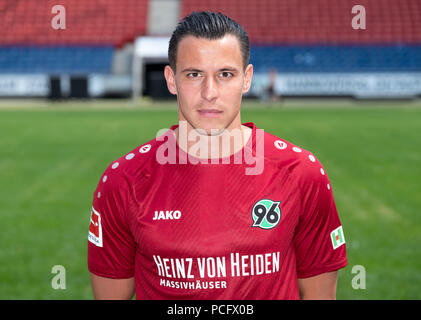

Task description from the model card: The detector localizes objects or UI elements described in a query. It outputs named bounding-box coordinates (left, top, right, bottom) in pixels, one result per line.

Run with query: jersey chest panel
left=132, top=163, right=300, bottom=286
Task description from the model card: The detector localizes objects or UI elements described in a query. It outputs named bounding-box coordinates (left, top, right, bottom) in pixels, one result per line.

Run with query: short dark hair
left=168, top=11, right=250, bottom=71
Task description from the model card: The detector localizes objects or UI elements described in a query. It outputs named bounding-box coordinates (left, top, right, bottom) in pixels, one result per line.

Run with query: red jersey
left=88, top=122, right=347, bottom=299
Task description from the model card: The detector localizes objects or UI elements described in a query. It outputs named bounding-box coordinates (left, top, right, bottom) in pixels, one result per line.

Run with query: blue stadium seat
left=0, top=46, right=114, bottom=74
left=250, top=45, right=421, bottom=73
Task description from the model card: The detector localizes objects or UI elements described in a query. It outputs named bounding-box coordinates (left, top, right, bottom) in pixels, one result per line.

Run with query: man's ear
left=164, top=65, right=177, bottom=95
left=242, top=64, right=254, bottom=94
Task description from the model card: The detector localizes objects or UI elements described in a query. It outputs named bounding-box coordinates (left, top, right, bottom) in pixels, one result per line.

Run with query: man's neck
left=174, top=123, right=252, bottom=160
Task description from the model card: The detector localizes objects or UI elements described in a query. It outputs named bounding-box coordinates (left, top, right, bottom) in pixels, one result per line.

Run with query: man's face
left=164, top=34, right=253, bottom=135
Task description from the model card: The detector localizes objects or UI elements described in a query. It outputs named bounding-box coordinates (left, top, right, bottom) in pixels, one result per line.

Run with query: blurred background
left=0, top=0, right=420, bottom=299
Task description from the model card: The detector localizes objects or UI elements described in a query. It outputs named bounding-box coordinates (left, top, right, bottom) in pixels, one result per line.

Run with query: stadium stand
left=250, top=45, right=421, bottom=73
left=180, top=0, right=421, bottom=97
left=181, top=0, right=421, bottom=73
left=0, top=0, right=148, bottom=46
left=0, top=0, right=148, bottom=74
left=0, top=0, right=420, bottom=97
left=181, top=0, right=421, bottom=45
left=0, top=45, right=114, bottom=74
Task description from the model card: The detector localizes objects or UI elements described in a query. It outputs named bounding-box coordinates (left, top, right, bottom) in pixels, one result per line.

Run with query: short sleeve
left=293, top=156, right=348, bottom=278
left=87, top=164, right=136, bottom=279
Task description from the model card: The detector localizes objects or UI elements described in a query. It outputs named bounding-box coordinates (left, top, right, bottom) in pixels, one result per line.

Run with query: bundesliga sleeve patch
left=330, top=226, right=345, bottom=249
left=88, top=207, right=103, bottom=247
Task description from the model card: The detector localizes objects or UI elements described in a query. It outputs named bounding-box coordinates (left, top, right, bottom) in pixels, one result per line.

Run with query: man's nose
left=201, top=76, right=218, bottom=102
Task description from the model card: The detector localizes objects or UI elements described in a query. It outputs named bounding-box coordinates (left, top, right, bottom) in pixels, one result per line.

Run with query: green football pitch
left=0, top=99, right=420, bottom=299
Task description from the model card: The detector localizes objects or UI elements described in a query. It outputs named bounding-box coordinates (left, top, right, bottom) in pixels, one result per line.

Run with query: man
left=88, top=11, right=347, bottom=300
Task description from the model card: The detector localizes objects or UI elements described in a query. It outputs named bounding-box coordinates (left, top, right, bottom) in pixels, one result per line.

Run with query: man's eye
left=220, top=72, right=233, bottom=78
left=187, top=72, right=201, bottom=78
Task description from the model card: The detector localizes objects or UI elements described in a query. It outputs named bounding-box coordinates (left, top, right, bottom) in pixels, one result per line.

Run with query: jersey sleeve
left=87, top=164, right=136, bottom=279
left=293, top=155, right=348, bottom=278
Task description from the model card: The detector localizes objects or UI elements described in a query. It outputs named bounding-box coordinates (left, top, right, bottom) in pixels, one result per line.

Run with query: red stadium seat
left=0, top=0, right=148, bottom=47
left=181, top=0, right=421, bottom=45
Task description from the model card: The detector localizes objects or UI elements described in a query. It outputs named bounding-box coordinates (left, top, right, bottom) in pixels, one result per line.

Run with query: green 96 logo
left=251, top=199, right=281, bottom=230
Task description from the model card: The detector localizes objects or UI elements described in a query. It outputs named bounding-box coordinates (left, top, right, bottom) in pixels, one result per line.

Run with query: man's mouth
left=197, top=109, right=223, bottom=118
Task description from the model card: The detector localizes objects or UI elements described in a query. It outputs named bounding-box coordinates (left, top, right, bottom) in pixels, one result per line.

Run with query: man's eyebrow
left=180, top=68, right=203, bottom=73
left=219, top=67, right=238, bottom=72
left=180, top=67, right=239, bottom=73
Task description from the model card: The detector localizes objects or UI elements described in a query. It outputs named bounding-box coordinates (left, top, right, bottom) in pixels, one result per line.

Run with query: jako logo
left=153, top=210, right=181, bottom=220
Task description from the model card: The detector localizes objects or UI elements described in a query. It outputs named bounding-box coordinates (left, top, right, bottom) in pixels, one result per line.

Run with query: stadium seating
left=181, top=0, right=421, bottom=45
left=0, top=0, right=148, bottom=47
left=0, top=46, right=113, bottom=74
left=1, top=0, right=421, bottom=75
left=0, top=0, right=148, bottom=74
left=250, top=45, right=421, bottom=73
left=182, top=0, right=421, bottom=73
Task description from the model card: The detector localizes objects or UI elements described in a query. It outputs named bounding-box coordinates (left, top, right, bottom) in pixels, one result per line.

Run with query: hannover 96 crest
left=251, top=199, right=281, bottom=230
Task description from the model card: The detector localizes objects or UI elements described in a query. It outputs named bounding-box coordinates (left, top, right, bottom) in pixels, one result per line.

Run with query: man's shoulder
left=262, top=129, right=327, bottom=183
left=99, top=135, right=160, bottom=185
left=262, top=129, right=313, bottom=163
